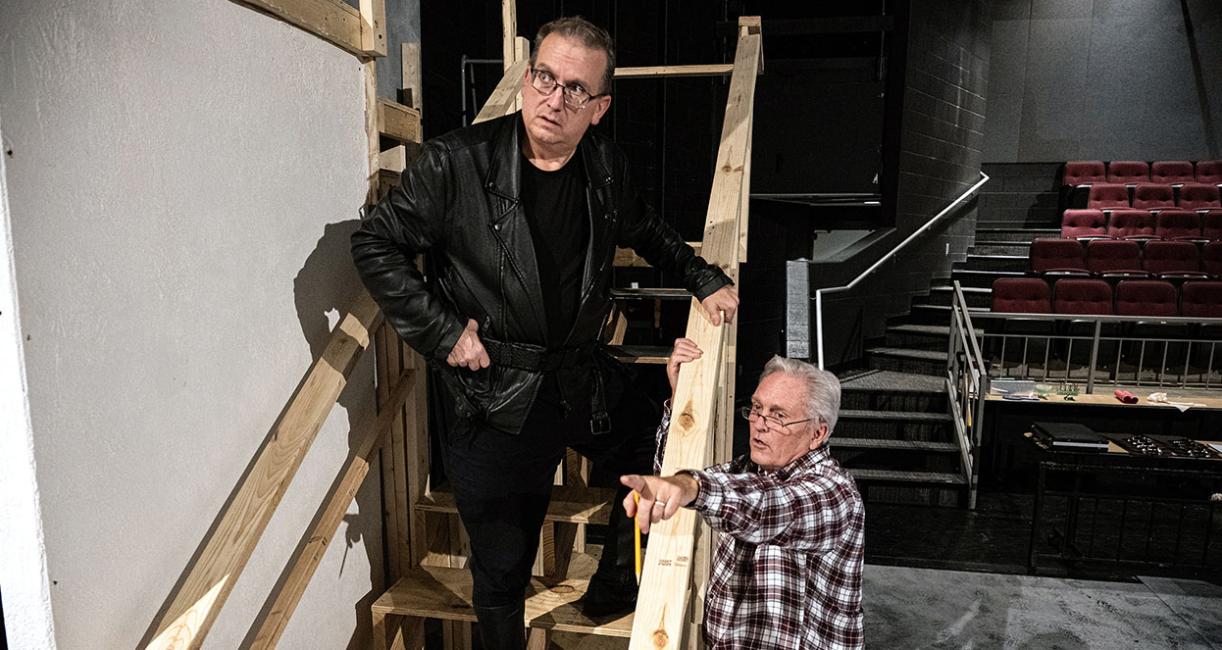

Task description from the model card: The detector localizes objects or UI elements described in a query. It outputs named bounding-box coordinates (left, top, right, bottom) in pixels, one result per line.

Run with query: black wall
left=817, top=0, right=992, bottom=369
left=984, top=0, right=1222, bottom=162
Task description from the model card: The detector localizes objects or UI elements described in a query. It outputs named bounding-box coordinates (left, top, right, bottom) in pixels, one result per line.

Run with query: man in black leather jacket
left=352, top=16, right=738, bottom=648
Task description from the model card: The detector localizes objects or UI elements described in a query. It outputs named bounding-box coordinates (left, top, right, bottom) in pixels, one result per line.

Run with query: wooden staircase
left=369, top=17, right=762, bottom=650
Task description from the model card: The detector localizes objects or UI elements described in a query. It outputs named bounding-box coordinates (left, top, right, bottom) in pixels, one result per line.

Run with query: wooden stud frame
left=234, top=0, right=386, bottom=58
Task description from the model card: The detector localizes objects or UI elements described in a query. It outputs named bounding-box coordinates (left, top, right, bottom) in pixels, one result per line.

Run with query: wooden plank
left=401, top=42, right=422, bottom=109
left=358, top=0, right=386, bottom=56
left=142, top=291, right=383, bottom=650
left=372, top=554, right=634, bottom=638
left=235, top=0, right=366, bottom=57
left=502, top=0, right=518, bottom=72
left=628, top=21, right=760, bottom=650
left=613, top=64, right=734, bottom=79
left=379, top=98, right=423, bottom=144
left=416, top=486, right=616, bottom=525
left=514, top=36, right=530, bottom=112
left=365, top=62, right=381, bottom=201
left=474, top=60, right=529, bottom=124
left=246, top=369, right=414, bottom=649
left=389, top=339, right=413, bottom=581
left=379, top=145, right=407, bottom=174
left=613, top=243, right=702, bottom=268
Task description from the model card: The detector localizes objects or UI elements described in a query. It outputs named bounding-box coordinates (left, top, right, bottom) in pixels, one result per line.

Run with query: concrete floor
left=865, top=565, right=1222, bottom=649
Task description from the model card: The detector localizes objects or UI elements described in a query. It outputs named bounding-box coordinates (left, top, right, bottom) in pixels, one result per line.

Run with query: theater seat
left=1107, top=161, right=1149, bottom=184
left=1202, top=210, right=1222, bottom=241
left=1061, top=209, right=1107, bottom=239
left=1141, top=241, right=1208, bottom=279
left=1062, top=160, right=1106, bottom=187
left=1086, top=239, right=1147, bottom=278
left=991, top=278, right=1052, bottom=313
left=1115, top=280, right=1178, bottom=317
left=1053, top=278, right=1114, bottom=315
left=1106, top=209, right=1157, bottom=240
left=1151, top=161, right=1195, bottom=185
left=1029, top=238, right=1089, bottom=276
left=1132, top=184, right=1175, bottom=210
left=1197, top=160, right=1222, bottom=185
left=1087, top=183, right=1130, bottom=209
left=1203, top=241, right=1222, bottom=277
left=1179, top=183, right=1221, bottom=210
left=1154, top=209, right=1203, bottom=240
left=1180, top=281, right=1222, bottom=318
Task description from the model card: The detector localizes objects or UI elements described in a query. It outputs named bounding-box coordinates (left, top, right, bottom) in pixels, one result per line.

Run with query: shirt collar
left=747, top=445, right=831, bottom=479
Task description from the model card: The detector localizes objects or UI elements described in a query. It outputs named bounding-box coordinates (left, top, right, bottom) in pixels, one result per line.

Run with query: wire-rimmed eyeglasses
left=528, top=67, right=606, bottom=109
left=739, top=406, right=815, bottom=434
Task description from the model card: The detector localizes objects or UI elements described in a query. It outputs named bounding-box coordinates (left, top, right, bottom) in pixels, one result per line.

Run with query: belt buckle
left=590, top=412, right=612, bottom=435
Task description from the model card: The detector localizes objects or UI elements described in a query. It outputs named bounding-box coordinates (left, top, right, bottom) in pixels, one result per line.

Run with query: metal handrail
left=972, top=311, right=1222, bottom=325
left=953, top=281, right=986, bottom=370
left=815, top=171, right=990, bottom=368
left=947, top=280, right=989, bottom=509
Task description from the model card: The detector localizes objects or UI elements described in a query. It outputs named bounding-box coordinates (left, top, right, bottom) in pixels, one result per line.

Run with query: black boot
left=579, top=486, right=640, bottom=618
left=473, top=602, right=525, bottom=650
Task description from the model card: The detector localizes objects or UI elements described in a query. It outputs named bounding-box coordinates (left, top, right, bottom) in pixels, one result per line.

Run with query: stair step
left=887, top=324, right=983, bottom=339
left=924, top=285, right=992, bottom=308
left=840, top=369, right=946, bottom=393
left=607, top=344, right=669, bottom=364
left=610, top=287, right=690, bottom=300
left=961, top=254, right=1029, bottom=272
left=866, top=347, right=948, bottom=362
left=417, top=486, right=616, bottom=525
left=848, top=468, right=967, bottom=485
left=833, top=438, right=960, bottom=452
left=974, top=228, right=1059, bottom=242
left=840, top=409, right=952, bottom=423
left=969, top=242, right=1032, bottom=256
left=372, top=553, right=633, bottom=637
left=950, top=269, right=1026, bottom=289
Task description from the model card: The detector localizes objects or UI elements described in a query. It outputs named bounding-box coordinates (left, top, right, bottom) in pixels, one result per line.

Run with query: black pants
left=439, top=366, right=657, bottom=607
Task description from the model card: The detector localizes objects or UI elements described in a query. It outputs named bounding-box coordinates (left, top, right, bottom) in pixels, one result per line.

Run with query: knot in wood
left=652, top=630, right=670, bottom=647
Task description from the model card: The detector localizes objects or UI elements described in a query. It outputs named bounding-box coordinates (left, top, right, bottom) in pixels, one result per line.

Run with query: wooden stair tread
left=609, top=287, right=691, bottom=300
left=606, top=344, right=670, bottom=364
left=372, top=556, right=633, bottom=637
left=613, top=243, right=701, bottom=268
left=848, top=468, right=967, bottom=484
left=417, top=485, right=617, bottom=525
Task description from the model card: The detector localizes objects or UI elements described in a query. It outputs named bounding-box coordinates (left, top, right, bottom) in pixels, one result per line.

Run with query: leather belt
left=482, top=338, right=595, bottom=372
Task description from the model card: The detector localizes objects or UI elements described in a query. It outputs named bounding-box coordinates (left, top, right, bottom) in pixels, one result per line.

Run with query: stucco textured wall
left=0, top=0, right=382, bottom=647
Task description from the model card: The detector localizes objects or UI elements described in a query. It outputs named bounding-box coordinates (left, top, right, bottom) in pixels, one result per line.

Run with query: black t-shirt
left=520, top=151, right=588, bottom=348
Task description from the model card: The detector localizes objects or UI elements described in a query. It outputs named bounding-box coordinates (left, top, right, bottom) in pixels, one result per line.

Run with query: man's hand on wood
left=700, top=285, right=740, bottom=326
left=620, top=473, right=700, bottom=534
left=446, top=319, right=490, bottom=370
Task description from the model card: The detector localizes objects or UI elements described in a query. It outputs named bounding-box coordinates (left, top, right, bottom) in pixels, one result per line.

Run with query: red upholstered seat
left=1196, top=161, right=1222, bottom=185
left=1088, top=183, right=1130, bottom=209
left=1180, top=281, right=1222, bottom=318
left=1131, top=184, right=1175, bottom=210
left=1062, top=161, right=1106, bottom=187
left=991, top=278, right=1052, bottom=313
left=1086, top=239, right=1146, bottom=277
left=1179, top=183, right=1221, bottom=210
left=1030, top=238, right=1088, bottom=275
left=1115, top=280, right=1178, bottom=317
left=1203, top=241, right=1222, bottom=277
left=1107, top=161, right=1149, bottom=184
left=1202, top=210, right=1222, bottom=241
left=1154, top=209, right=1202, bottom=240
left=1060, top=209, right=1107, bottom=239
left=1151, top=161, right=1195, bottom=185
left=1141, top=241, right=1207, bottom=279
left=1053, top=279, right=1114, bottom=315
left=1106, top=209, right=1157, bottom=239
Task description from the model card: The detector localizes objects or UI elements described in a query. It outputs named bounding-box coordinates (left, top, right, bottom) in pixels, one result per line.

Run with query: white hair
left=759, top=355, right=841, bottom=435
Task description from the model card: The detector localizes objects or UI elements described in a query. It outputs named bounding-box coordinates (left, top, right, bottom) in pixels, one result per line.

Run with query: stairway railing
left=813, top=171, right=990, bottom=369
left=947, top=280, right=988, bottom=509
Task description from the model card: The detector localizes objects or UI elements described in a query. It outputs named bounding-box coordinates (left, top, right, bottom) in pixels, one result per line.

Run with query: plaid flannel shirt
left=654, top=404, right=865, bottom=649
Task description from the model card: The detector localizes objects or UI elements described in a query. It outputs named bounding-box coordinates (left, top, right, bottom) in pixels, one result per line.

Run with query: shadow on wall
left=287, top=218, right=382, bottom=650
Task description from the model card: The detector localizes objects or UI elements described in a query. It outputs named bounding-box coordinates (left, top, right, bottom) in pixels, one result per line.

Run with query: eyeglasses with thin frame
left=739, top=405, right=815, bottom=434
left=528, top=67, right=607, bottom=109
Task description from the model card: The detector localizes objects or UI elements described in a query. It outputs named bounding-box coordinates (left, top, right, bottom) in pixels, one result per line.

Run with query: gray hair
left=531, top=16, right=616, bottom=96
left=759, top=356, right=841, bottom=435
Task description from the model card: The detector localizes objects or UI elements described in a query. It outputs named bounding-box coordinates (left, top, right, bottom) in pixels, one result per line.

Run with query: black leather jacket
left=351, top=113, right=731, bottom=434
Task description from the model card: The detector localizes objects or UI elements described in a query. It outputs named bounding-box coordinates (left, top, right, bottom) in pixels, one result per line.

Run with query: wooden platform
left=416, top=486, right=617, bottom=525
left=371, top=553, right=634, bottom=639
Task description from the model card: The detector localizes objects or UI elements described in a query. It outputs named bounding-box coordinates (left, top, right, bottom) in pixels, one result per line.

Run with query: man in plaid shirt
left=621, top=340, right=864, bottom=649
